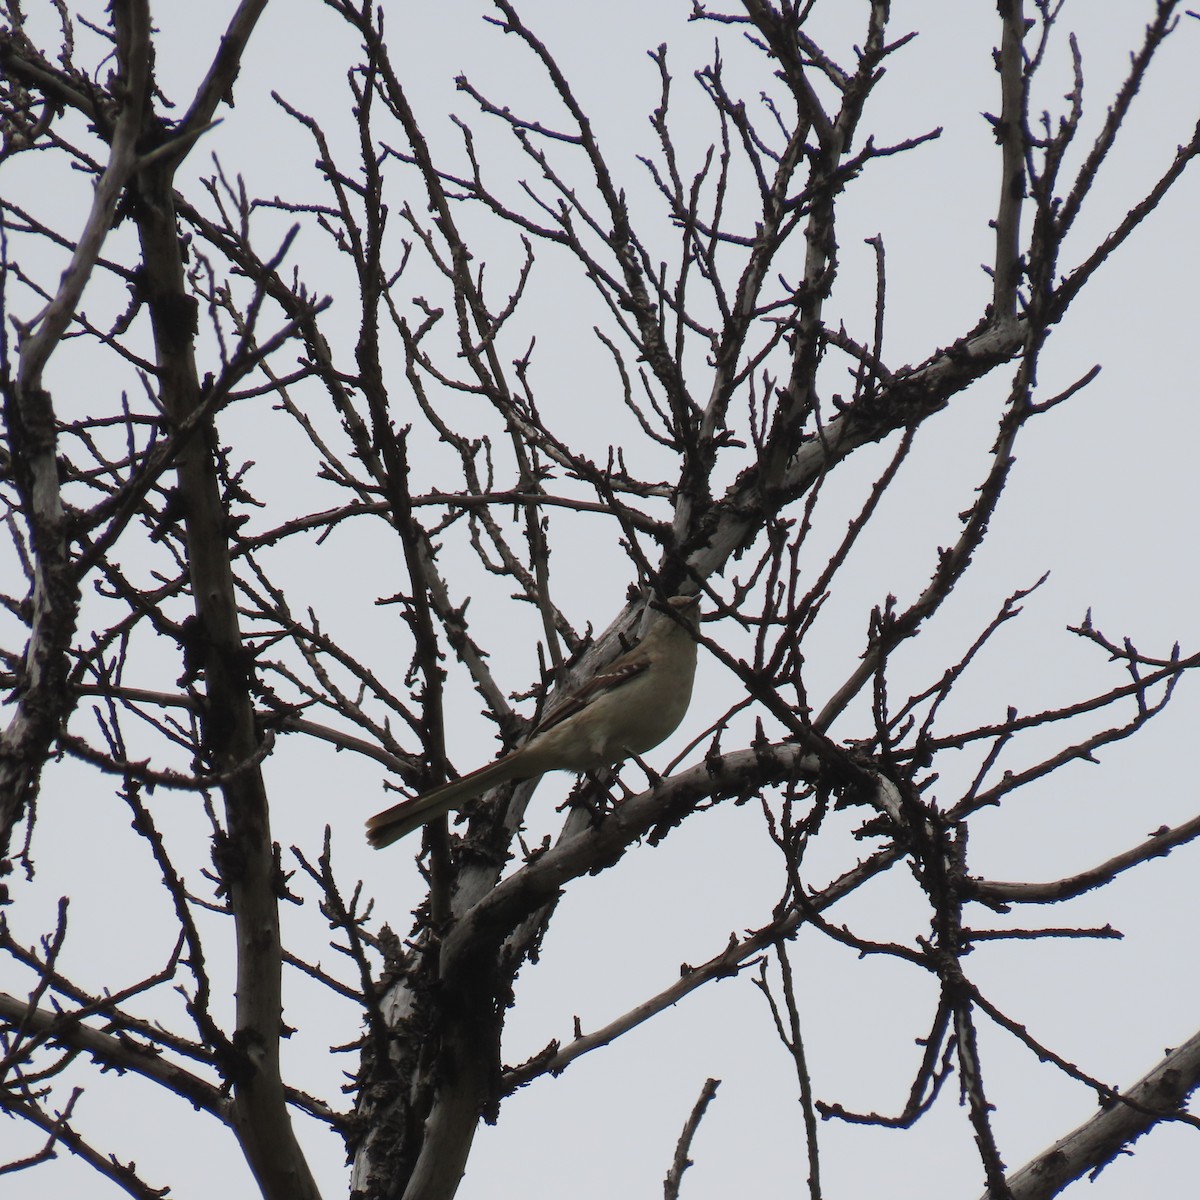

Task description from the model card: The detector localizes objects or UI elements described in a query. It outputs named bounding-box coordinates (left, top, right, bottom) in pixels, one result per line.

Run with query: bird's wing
left=531, top=652, right=651, bottom=734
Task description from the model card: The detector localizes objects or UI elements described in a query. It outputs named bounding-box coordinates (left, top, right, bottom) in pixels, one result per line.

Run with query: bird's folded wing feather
left=532, top=652, right=651, bottom=732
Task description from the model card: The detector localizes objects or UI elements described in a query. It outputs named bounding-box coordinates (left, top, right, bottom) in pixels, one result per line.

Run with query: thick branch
left=0, top=991, right=227, bottom=1117
left=987, top=1028, right=1200, bottom=1200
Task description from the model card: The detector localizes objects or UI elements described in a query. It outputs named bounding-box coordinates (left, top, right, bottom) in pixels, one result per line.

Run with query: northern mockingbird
left=366, top=595, right=700, bottom=848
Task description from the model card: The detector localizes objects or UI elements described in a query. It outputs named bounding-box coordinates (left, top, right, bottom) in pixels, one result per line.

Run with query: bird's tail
left=365, top=754, right=526, bottom=849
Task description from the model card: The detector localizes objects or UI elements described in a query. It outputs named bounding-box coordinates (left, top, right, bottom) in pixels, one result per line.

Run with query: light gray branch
left=986, top=1028, right=1200, bottom=1200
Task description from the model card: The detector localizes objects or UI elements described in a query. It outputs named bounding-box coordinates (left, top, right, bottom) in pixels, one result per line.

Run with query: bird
left=366, top=595, right=700, bottom=848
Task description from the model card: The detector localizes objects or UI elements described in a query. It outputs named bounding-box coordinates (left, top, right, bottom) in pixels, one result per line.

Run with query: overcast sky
left=3, top=3, right=1199, bottom=1198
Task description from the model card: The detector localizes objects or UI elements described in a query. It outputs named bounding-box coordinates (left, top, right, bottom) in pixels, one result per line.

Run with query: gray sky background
left=3, top=3, right=1198, bottom=1197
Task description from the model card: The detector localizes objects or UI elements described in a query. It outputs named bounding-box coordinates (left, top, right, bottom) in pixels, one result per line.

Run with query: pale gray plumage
left=366, top=595, right=700, bottom=848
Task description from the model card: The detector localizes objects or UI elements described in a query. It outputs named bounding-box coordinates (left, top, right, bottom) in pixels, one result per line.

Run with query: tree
left=1, top=1, right=1198, bottom=1197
